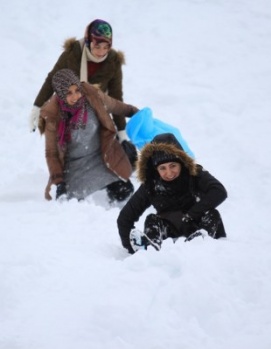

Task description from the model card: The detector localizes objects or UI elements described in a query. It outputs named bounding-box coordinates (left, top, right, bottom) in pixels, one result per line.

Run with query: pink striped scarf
left=57, top=96, right=88, bottom=148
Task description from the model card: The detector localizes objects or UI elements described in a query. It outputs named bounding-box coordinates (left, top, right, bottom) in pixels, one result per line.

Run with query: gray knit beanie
left=52, top=69, right=81, bottom=101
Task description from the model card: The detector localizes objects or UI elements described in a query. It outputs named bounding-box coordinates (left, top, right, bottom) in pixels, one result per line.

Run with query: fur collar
left=136, top=142, right=198, bottom=183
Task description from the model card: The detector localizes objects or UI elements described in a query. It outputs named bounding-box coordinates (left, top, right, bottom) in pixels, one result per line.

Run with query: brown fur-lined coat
left=39, top=82, right=138, bottom=200
left=117, top=141, right=227, bottom=252
left=34, top=38, right=126, bottom=130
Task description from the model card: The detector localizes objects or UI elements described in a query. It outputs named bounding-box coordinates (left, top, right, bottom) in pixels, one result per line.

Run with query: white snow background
left=0, top=0, right=271, bottom=348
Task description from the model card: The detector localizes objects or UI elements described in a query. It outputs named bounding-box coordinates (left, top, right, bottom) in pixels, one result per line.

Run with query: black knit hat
left=151, top=133, right=184, bottom=150
left=152, top=151, right=181, bottom=167
left=151, top=133, right=183, bottom=167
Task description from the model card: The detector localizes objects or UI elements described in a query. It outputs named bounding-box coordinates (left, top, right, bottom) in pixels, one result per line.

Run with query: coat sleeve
left=44, top=121, right=64, bottom=185
left=187, top=166, right=227, bottom=221
left=97, top=89, right=139, bottom=119
left=106, top=51, right=124, bottom=102
left=117, top=184, right=151, bottom=253
left=34, top=43, right=81, bottom=108
left=106, top=56, right=125, bottom=130
left=41, top=99, right=64, bottom=186
left=34, top=52, right=68, bottom=108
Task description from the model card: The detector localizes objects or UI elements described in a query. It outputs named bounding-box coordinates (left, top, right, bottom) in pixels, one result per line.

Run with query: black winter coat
left=117, top=140, right=227, bottom=252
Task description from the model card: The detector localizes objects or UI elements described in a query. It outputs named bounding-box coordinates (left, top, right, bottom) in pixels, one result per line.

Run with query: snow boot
left=199, top=209, right=226, bottom=239
left=143, top=214, right=164, bottom=251
left=130, top=229, right=147, bottom=252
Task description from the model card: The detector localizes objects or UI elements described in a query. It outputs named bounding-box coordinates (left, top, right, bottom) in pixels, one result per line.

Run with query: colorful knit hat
left=86, top=19, right=112, bottom=47
left=52, top=69, right=81, bottom=101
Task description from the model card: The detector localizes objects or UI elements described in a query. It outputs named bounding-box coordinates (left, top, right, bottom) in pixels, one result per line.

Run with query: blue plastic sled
left=126, top=107, right=195, bottom=158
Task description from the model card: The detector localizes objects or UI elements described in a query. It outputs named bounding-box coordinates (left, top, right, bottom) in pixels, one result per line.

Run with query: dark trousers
left=144, top=209, right=226, bottom=242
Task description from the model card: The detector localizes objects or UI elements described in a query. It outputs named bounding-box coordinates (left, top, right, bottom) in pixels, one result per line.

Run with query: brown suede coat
left=39, top=82, right=138, bottom=200
left=34, top=38, right=126, bottom=130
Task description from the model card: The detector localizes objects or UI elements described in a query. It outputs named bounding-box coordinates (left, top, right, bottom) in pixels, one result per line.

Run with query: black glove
left=121, top=140, right=138, bottom=169
left=179, top=213, right=199, bottom=237
left=56, top=182, right=67, bottom=200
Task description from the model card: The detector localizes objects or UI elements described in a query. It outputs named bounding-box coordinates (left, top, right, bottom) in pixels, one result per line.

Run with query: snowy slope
left=0, top=1, right=271, bottom=348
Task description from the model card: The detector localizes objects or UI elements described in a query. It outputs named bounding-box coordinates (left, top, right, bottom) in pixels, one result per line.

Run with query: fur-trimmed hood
left=137, top=142, right=198, bottom=183
left=62, top=37, right=125, bottom=64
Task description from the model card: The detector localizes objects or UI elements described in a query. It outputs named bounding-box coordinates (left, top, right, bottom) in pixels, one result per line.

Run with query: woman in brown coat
left=39, top=69, right=138, bottom=202
left=30, top=19, right=132, bottom=146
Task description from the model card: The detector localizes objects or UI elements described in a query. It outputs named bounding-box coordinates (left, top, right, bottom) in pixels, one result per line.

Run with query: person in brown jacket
left=39, top=68, right=139, bottom=202
left=30, top=19, right=137, bottom=164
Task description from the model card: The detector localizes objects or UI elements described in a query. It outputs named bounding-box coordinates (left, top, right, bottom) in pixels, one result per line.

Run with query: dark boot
left=129, top=229, right=147, bottom=252
left=143, top=214, right=177, bottom=250
left=143, top=214, right=164, bottom=251
left=199, top=209, right=226, bottom=239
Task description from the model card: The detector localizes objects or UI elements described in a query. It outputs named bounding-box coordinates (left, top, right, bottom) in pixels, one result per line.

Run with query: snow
left=1, top=0, right=271, bottom=348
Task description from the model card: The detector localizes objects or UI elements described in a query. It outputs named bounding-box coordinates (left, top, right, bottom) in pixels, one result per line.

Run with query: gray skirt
left=64, top=106, right=118, bottom=200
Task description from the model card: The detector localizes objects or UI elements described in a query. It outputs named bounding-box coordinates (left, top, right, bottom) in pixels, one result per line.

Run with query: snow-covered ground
left=0, top=1, right=271, bottom=348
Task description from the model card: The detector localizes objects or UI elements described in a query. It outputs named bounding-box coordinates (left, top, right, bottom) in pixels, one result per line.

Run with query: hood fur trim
left=63, top=37, right=77, bottom=50
left=137, top=142, right=198, bottom=183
